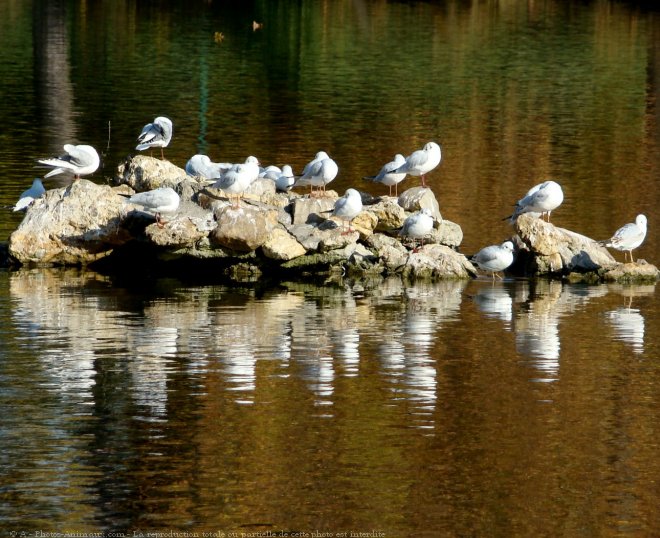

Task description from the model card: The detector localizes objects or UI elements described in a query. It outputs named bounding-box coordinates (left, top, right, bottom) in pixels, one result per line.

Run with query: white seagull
left=364, top=153, right=407, bottom=196
left=124, top=187, right=180, bottom=227
left=330, top=188, right=363, bottom=234
left=599, top=214, right=647, bottom=263
left=212, top=156, right=260, bottom=207
left=295, top=151, right=338, bottom=196
left=136, top=116, right=173, bottom=159
left=274, top=165, right=295, bottom=192
left=507, top=180, right=564, bottom=223
left=400, top=207, right=435, bottom=251
left=471, top=241, right=515, bottom=279
left=259, top=165, right=282, bottom=181
left=38, top=144, right=100, bottom=180
left=394, top=142, right=441, bottom=188
left=185, top=154, right=231, bottom=180
left=13, top=179, right=46, bottom=212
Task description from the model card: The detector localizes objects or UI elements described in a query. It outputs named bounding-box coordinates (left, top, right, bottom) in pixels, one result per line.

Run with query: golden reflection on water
left=2, top=268, right=660, bottom=534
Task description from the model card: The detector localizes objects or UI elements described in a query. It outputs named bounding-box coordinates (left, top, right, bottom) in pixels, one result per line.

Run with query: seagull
left=123, top=187, right=180, bottom=227
left=13, top=179, right=46, bottom=212
left=136, top=116, right=173, bottom=159
left=329, top=188, right=363, bottom=234
left=274, top=165, right=295, bottom=192
left=185, top=154, right=231, bottom=180
left=400, top=207, right=435, bottom=252
left=211, top=156, right=260, bottom=207
left=506, top=180, right=564, bottom=223
left=599, top=214, right=647, bottom=263
left=364, top=154, right=407, bottom=196
left=38, top=144, right=100, bottom=180
left=294, top=151, right=338, bottom=196
left=470, top=241, right=515, bottom=279
left=259, top=165, right=282, bottom=181
left=394, top=142, right=441, bottom=188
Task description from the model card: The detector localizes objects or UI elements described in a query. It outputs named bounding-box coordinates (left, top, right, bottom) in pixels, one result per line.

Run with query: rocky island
left=3, top=156, right=658, bottom=284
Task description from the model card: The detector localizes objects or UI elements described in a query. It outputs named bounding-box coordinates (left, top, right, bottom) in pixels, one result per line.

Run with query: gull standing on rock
left=13, top=179, right=46, bottom=211
left=400, top=207, right=435, bottom=251
left=38, top=144, right=100, bottom=180
left=364, top=153, right=407, bottom=196
left=212, top=156, right=260, bottom=208
left=599, top=214, right=647, bottom=263
left=330, top=188, right=363, bottom=234
left=471, top=241, right=515, bottom=279
left=506, top=180, right=564, bottom=223
left=295, top=151, right=338, bottom=196
left=136, top=116, right=173, bottom=160
left=395, top=142, right=441, bottom=188
left=123, top=187, right=180, bottom=227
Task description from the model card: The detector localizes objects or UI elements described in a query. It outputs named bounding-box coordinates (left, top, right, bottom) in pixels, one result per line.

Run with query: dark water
left=1, top=1, right=659, bottom=536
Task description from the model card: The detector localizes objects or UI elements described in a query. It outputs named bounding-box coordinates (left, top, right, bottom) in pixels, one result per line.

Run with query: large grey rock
left=8, top=180, right=131, bottom=265
left=292, top=197, right=336, bottom=225
left=514, top=213, right=618, bottom=274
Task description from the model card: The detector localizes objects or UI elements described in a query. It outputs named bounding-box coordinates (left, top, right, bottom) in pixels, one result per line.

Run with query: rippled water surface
left=1, top=0, right=659, bottom=536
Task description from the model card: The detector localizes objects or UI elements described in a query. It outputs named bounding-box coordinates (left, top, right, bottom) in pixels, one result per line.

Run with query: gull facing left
left=38, top=144, right=100, bottom=180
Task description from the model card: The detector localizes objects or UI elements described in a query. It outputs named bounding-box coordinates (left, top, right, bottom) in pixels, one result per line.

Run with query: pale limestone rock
left=145, top=216, right=208, bottom=247
left=515, top=213, right=618, bottom=274
left=401, top=244, right=476, bottom=280
left=603, top=260, right=660, bottom=282
left=398, top=187, right=442, bottom=221
left=292, top=196, right=336, bottom=225
left=115, top=155, right=189, bottom=191
left=8, top=180, right=131, bottom=265
left=364, top=198, right=407, bottom=232
left=366, top=233, right=409, bottom=271
left=211, top=205, right=278, bottom=252
left=262, top=227, right=307, bottom=261
left=431, top=220, right=463, bottom=248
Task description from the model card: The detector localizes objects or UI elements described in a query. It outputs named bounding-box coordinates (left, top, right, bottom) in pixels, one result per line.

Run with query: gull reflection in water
left=398, top=281, right=466, bottom=429
left=506, top=281, right=608, bottom=383
left=604, top=284, right=654, bottom=354
left=473, top=283, right=513, bottom=326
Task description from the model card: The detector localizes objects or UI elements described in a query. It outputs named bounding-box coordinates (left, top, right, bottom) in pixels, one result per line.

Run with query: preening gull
left=136, top=116, right=173, bottom=159
left=38, top=144, right=100, bottom=180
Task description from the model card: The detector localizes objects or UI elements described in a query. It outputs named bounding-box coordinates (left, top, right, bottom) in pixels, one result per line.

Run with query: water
left=1, top=0, right=659, bottom=536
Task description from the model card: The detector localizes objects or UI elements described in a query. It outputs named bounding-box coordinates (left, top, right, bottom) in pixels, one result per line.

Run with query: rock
left=8, top=180, right=131, bottom=265
left=364, top=198, right=407, bottom=232
left=292, top=196, right=336, bottom=225
left=431, top=220, right=463, bottom=248
left=261, top=227, right=307, bottom=261
left=115, top=155, right=190, bottom=191
left=210, top=204, right=278, bottom=252
left=366, top=233, right=409, bottom=271
left=400, top=244, right=476, bottom=280
left=514, top=213, right=618, bottom=274
left=603, top=260, right=660, bottom=283
left=145, top=216, right=209, bottom=247
left=398, top=187, right=442, bottom=221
